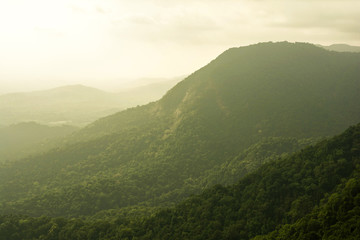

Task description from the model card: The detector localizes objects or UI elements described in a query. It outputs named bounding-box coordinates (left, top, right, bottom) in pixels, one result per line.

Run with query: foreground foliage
left=254, top=176, right=360, bottom=240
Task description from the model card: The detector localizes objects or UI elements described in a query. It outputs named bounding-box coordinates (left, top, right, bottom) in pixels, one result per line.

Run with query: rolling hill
left=0, top=79, right=180, bottom=127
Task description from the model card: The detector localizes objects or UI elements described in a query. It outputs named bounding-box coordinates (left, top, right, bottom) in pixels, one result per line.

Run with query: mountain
left=0, top=42, right=360, bottom=218
left=318, top=43, right=360, bottom=52
left=0, top=81, right=180, bottom=127
left=0, top=122, right=358, bottom=240
left=0, top=85, right=123, bottom=126
left=0, top=122, right=78, bottom=162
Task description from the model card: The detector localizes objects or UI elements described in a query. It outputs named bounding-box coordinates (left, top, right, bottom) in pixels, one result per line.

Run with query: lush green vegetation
left=141, top=123, right=360, bottom=240
left=1, top=42, right=360, bottom=219
left=0, top=122, right=359, bottom=240
left=254, top=176, right=360, bottom=240
left=0, top=135, right=313, bottom=217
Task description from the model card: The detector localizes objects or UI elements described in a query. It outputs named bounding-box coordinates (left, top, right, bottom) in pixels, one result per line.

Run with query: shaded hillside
left=0, top=122, right=78, bottom=162
left=0, top=42, right=360, bottom=218
left=139, top=123, right=360, bottom=240
left=255, top=176, right=360, bottom=240
left=0, top=122, right=358, bottom=240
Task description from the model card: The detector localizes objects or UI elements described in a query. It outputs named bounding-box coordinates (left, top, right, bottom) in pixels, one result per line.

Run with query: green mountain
left=0, top=42, right=360, bottom=218
left=0, top=122, right=358, bottom=240
left=0, top=122, right=78, bottom=162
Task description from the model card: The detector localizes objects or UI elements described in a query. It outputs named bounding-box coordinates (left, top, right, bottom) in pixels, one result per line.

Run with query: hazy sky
left=1, top=0, right=359, bottom=93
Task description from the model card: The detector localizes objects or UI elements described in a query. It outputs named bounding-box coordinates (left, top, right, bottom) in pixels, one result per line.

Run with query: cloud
left=68, top=4, right=86, bottom=14
left=1, top=0, right=360, bottom=93
left=96, top=6, right=106, bottom=14
left=257, top=1, right=360, bottom=35
left=124, top=15, right=156, bottom=25
left=110, top=8, right=222, bottom=45
left=105, top=0, right=360, bottom=49
left=33, top=27, right=65, bottom=38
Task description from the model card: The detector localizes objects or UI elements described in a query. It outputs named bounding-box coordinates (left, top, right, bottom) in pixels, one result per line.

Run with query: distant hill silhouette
left=0, top=79, right=180, bottom=126
left=318, top=43, right=360, bottom=52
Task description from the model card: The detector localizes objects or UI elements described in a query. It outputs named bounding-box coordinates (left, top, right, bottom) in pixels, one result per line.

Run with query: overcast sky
left=0, top=0, right=359, bottom=93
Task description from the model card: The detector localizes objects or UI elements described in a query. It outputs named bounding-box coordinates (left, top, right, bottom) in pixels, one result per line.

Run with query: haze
left=1, top=0, right=359, bottom=93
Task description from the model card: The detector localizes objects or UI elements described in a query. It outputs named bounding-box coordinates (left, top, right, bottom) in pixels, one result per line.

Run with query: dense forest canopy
left=0, top=122, right=359, bottom=240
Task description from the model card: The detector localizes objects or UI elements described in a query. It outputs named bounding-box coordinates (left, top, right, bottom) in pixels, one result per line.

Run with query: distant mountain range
left=0, top=79, right=181, bottom=162
left=0, top=78, right=181, bottom=127
left=318, top=43, right=360, bottom=52
left=0, top=42, right=359, bottom=221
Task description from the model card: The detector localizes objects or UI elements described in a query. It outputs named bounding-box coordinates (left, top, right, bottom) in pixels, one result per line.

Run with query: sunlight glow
left=0, top=0, right=359, bottom=93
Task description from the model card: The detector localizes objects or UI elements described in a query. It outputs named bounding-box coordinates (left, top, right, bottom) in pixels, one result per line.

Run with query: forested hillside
left=255, top=177, right=360, bottom=239
left=141, top=123, right=360, bottom=240
left=0, top=42, right=360, bottom=219
left=0, top=122, right=358, bottom=240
